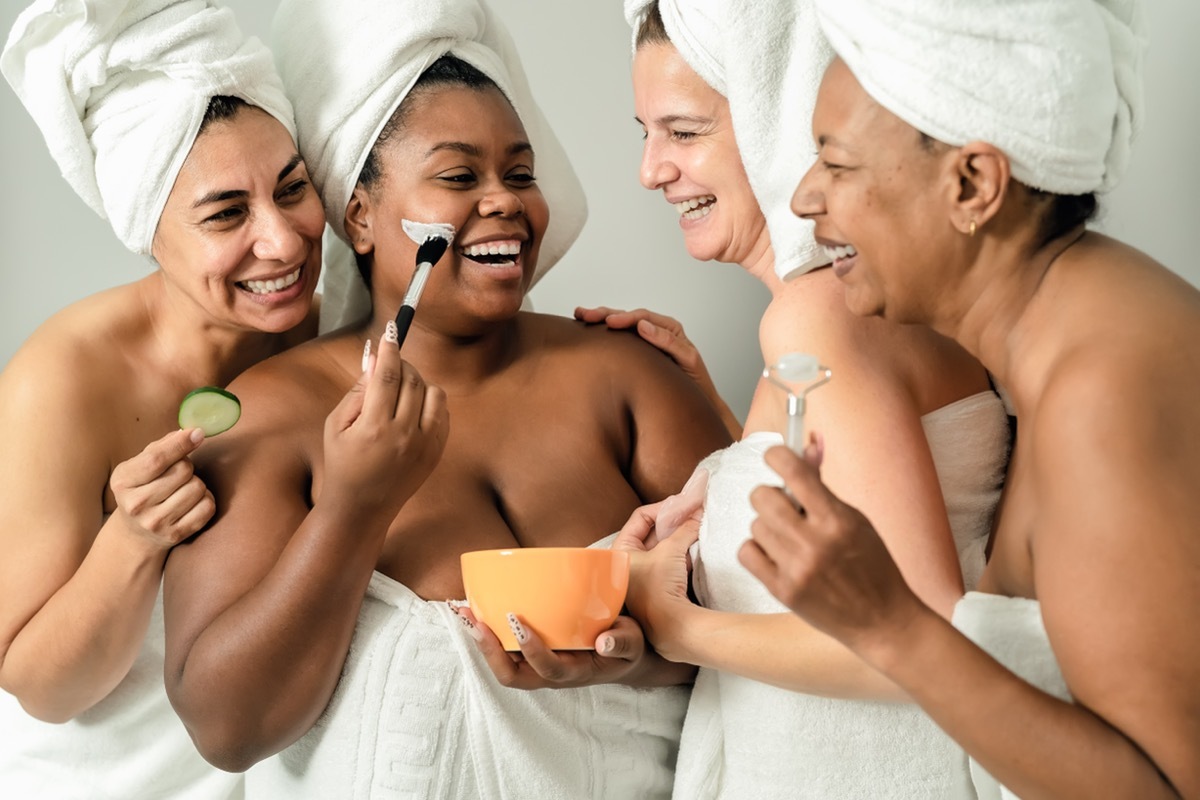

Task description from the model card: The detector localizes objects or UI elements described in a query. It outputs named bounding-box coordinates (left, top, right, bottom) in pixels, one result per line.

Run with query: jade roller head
left=762, top=353, right=832, bottom=453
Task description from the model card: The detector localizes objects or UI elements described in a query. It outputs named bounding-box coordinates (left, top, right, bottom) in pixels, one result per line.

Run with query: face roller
left=763, top=352, right=832, bottom=454
left=392, top=220, right=457, bottom=349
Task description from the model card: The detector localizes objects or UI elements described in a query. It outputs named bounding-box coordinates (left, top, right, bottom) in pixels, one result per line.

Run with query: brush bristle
left=416, top=236, right=450, bottom=267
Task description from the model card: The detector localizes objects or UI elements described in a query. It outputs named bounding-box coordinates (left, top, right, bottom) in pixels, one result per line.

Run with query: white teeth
left=241, top=266, right=301, bottom=295
left=682, top=204, right=713, bottom=221
left=822, top=244, right=858, bottom=262
left=462, top=240, right=522, bottom=258
left=674, top=195, right=716, bottom=216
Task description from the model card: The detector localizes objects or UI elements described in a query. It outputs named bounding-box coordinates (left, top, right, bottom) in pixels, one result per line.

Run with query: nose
left=252, top=205, right=305, bottom=262
left=639, top=136, right=680, bottom=191
left=477, top=187, right=524, bottom=218
left=791, top=163, right=825, bottom=220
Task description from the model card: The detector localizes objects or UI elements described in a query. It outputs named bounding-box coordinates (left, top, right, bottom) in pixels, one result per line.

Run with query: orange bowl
left=460, top=547, right=630, bottom=651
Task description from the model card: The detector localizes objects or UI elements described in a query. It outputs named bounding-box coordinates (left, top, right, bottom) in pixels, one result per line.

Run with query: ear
left=950, top=141, right=1010, bottom=235
left=343, top=186, right=375, bottom=255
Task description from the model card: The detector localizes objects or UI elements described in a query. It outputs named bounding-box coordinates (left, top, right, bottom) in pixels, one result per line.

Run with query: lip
left=830, top=252, right=857, bottom=279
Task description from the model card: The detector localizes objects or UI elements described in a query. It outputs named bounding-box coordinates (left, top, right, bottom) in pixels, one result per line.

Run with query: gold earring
left=968, top=219, right=977, bottom=238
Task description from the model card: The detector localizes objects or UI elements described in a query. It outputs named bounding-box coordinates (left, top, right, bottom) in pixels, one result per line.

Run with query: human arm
left=626, top=287, right=973, bottom=698
left=164, top=335, right=447, bottom=772
left=575, top=305, right=742, bottom=439
left=741, top=362, right=1200, bottom=800
left=0, top=348, right=214, bottom=722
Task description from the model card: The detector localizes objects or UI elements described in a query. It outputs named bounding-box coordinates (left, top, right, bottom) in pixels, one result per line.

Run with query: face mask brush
left=392, top=220, right=457, bottom=349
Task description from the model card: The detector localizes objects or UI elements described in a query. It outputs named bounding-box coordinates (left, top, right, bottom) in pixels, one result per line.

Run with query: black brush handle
left=393, top=304, right=416, bottom=350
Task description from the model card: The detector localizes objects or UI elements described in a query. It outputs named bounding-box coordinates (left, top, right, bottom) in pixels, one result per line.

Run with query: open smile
left=673, top=194, right=716, bottom=221
left=459, top=239, right=524, bottom=269
left=236, top=265, right=303, bottom=295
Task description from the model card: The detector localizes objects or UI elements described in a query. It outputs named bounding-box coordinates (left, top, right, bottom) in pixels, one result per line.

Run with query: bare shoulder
left=518, top=310, right=697, bottom=382
left=195, top=335, right=350, bottom=480
left=766, top=269, right=984, bottom=409
left=0, top=284, right=149, bottom=440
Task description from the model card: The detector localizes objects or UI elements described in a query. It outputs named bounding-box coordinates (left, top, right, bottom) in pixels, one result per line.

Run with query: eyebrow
left=634, top=114, right=713, bottom=127
left=424, top=141, right=533, bottom=159
left=191, top=153, right=305, bottom=208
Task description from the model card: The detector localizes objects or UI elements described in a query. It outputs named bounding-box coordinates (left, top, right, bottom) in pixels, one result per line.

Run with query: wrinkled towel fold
left=673, top=391, right=1007, bottom=798
left=272, top=0, right=586, bottom=331
left=624, top=0, right=831, bottom=280
left=248, top=569, right=686, bottom=799
left=2, top=0, right=295, bottom=255
left=814, top=0, right=1147, bottom=194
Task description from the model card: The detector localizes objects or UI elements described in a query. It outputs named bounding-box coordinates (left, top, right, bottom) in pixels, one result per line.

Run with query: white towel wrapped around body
left=2, top=0, right=296, bottom=255
left=271, top=0, right=586, bottom=331
left=813, top=0, right=1147, bottom=194
left=623, top=0, right=831, bottom=281
left=0, top=586, right=243, bottom=800
left=676, top=390, right=1009, bottom=799
left=952, top=593, right=1072, bottom=800
left=247, top=569, right=687, bottom=799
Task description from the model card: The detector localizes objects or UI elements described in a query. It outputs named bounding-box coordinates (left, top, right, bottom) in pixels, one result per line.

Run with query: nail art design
left=361, top=339, right=372, bottom=373
left=448, top=601, right=483, bottom=642
left=506, top=612, right=528, bottom=645
left=383, top=319, right=399, bottom=344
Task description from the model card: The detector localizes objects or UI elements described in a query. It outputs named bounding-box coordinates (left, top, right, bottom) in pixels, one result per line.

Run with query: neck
left=139, top=273, right=284, bottom=389
left=938, top=226, right=1087, bottom=397
left=739, top=236, right=782, bottom=294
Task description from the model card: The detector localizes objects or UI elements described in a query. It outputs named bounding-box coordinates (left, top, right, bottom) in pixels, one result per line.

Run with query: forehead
left=175, top=107, right=295, bottom=184
left=632, top=42, right=726, bottom=115
left=398, top=84, right=529, bottom=149
left=814, top=59, right=917, bottom=151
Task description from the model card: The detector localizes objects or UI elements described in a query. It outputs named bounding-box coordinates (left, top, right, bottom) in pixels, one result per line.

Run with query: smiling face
left=347, top=83, right=549, bottom=334
left=632, top=42, right=768, bottom=266
left=152, top=106, right=323, bottom=333
left=792, top=59, right=958, bottom=322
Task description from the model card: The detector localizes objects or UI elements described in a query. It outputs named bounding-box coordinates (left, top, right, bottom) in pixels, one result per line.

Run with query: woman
left=554, top=1, right=1011, bottom=797
left=0, top=0, right=321, bottom=797
left=745, top=1, right=1200, bottom=798
left=161, top=1, right=731, bottom=797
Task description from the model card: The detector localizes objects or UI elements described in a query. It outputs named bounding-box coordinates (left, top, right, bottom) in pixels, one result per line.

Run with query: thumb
left=594, top=616, right=645, bottom=662
left=327, top=367, right=369, bottom=434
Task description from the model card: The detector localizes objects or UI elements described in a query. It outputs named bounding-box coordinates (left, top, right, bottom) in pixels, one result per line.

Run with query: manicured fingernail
left=506, top=612, right=528, bottom=645
left=597, top=635, right=615, bottom=655
left=188, top=427, right=205, bottom=444
left=448, top=602, right=483, bottom=641
left=361, top=339, right=372, bottom=373
left=639, top=320, right=657, bottom=334
left=383, top=320, right=399, bottom=344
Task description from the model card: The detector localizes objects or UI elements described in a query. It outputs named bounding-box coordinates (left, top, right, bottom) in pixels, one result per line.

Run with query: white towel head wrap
left=272, top=0, right=587, bottom=331
left=2, top=0, right=297, bottom=256
left=624, top=0, right=832, bottom=281
left=813, top=0, right=1147, bottom=195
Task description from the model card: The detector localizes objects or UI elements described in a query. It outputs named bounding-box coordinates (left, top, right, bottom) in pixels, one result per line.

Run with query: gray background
left=3, top=0, right=1196, bottom=421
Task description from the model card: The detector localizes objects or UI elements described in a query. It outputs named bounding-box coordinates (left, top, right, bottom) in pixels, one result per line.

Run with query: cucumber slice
left=178, top=386, right=241, bottom=437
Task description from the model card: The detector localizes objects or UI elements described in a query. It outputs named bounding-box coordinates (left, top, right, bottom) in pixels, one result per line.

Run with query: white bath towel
left=247, top=570, right=686, bottom=799
left=674, top=390, right=1008, bottom=798
left=624, top=0, right=832, bottom=281
left=953, top=593, right=1072, bottom=800
left=2, top=0, right=295, bottom=256
left=272, top=0, right=587, bottom=332
left=814, top=0, right=1147, bottom=194
left=0, top=587, right=243, bottom=800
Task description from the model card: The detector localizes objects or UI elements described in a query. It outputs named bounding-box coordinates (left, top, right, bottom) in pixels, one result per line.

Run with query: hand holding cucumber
left=109, top=427, right=216, bottom=552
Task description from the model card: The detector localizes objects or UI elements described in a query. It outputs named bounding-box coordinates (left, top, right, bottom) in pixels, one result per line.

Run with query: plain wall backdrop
left=2, top=0, right=1196, bottom=423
